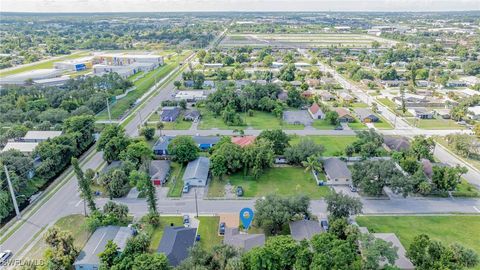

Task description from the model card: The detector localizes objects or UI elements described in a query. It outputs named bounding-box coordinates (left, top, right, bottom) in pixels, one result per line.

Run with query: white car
left=0, top=250, right=12, bottom=265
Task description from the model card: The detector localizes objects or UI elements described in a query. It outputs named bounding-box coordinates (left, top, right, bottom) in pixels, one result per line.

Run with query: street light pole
left=4, top=165, right=21, bottom=220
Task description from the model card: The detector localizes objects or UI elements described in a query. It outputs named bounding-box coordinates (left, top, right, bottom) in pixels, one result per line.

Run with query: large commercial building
left=92, top=53, right=164, bottom=78
left=0, top=69, right=62, bottom=85
left=53, top=56, right=94, bottom=71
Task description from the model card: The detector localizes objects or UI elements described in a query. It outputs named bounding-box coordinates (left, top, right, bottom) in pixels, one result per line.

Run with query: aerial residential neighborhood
left=0, top=4, right=480, bottom=270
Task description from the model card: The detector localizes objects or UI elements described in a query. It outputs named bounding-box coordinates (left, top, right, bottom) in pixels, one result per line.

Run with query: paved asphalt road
left=3, top=47, right=480, bottom=261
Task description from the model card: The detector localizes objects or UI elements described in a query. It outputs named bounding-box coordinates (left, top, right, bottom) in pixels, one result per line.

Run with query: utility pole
left=194, top=188, right=199, bottom=218
left=4, top=165, right=21, bottom=220
left=106, top=98, right=112, bottom=124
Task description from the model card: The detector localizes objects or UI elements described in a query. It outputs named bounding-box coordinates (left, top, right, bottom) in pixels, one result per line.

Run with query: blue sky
left=1, top=0, right=479, bottom=12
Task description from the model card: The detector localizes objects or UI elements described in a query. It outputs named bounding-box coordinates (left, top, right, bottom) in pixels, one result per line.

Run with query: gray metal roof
left=183, top=157, right=210, bottom=182
left=289, top=220, right=323, bottom=241
left=161, top=107, right=181, bottom=121
left=74, top=226, right=131, bottom=267
left=157, top=226, right=197, bottom=266
left=153, top=136, right=174, bottom=151
left=323, top=158, right=352, bottom=179
left=149, top=160, right=171, bottom=181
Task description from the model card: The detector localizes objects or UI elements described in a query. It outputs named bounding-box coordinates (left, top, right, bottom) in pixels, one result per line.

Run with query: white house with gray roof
left=74, top=226, right=133, bottom=270
left=323, top=158, right=352, bottom=185
left=183, top=157, right=210, bottom=187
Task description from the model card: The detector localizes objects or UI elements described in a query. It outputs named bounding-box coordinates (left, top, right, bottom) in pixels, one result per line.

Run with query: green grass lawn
left=312, top=119, right=336, bottom=130
left=452, top=180, right=480, bottom=198
left=289, top=135, right=357, bottom=156
left=162, top=120, right=193, bottom=130
left=227, top=167, right=330, bottom=199
left=167, top=163, right=185, bottom=197
left=377, top=98, right=412, bottom=117
left=348, top=119, right=368, bottom=130
left=97, top=62, right=178, bottom=120
left=27, top=214, right=90, bottom=260
left=148, top=216, right=183, bottom=252
left=356, top=215, right=480, bottom=264
left=197, top=216, right=223, bottom=251
left=198, top=109, right=304, bottom=130
left=207, top=177, right=226, bottom=197
left=350, top=102, right=369, bottom=108
left=0, top=51, right=90, bottom=77
left=374, top=115, right=394, bottom=130
left=406, top=117, right=465, bottom=130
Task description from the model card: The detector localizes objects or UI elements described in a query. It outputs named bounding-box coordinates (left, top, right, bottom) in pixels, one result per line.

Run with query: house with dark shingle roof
left=334, top=108, right=355, bottom=123
left=354, top=108, right=379, bottom=123
left=183, top=157, right=210, bottom=187
left=323, top=158, right=352, bottom=185
left=223, top=227, right=265, bottom=251
left=161, top=107, right=181, bottom=122
left=184, top=110, right=200, bottom=121
left=157, top=226, right=197, bottom=267
left=383, top=136, right=410, bottom=152
left=289, top=220, right=323, bottom=241
left=308, top=103, right=325, bottom=119
left=149, top=160, right=171, bottom=186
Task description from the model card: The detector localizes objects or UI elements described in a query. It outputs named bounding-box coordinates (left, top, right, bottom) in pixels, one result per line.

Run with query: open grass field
left=27, top=214, right=90, bottom=260
left=356, top=215, right=480, bottom=267
left=405, top=117, right=465, bottom=130
left=220, top=33, right=396, bottom=48
left=289, top=135, right=357, bottom=156
left=226, top=167, right=330, bottom=199
left=0, top=51, right=90, bottom=77
left=197, top=216, right=223, bottom=251
left=198, top=109, right=304, bottom=130
left=207, top=177, right=226, bottom=197
left=348, top=119, right=368, bottom=130
left=148, top=216, right=183, bottom=252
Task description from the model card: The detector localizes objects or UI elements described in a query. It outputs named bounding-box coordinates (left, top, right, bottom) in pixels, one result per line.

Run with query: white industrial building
left=92, top=53, right=163, bottom=78
left=33, top=76, right=71, bottom=87
left=0, top=69, right=62, bottom=85
left=53, top=56, right=93, bottom=71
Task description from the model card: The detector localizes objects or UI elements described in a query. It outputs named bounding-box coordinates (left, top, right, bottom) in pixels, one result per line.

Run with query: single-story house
left=335, top=108, right=355, bottom=123
left=277, top=91, right=288, bottom=101
left=184, top=110, right=200, bottom=121
left=338, top=92, right=355, bottom=103
left=467, top=106, right=480, bottom=120
left=308, top=103, right=325, bottom=119
left=21, top=130, right=62, bottom=142
left=319, top=91, right=335, bottom=101
left=381, top=80, right=404, bottom=87
left=152, top=136, right=173, bottom=156
left=74, top=226, right=133, bottom=270
left=223, top=227, right=265, bottom=252
left=323, top=158, right=352, bottom=185
left=416, top=80, right=434, bottom=88
left=193, top=136, right=220, bottom=150
left=161, top=107, right=181, bottom=122
left=289, top=220, right=323, bottom=241
left=367, top=232, right=415, bottom=270
left=149, top=160, right=171, bottom=186
left=175, top=90, right=207, bottom=102
left=306, top=79, right=321, bottom=87
left=383, top=136, right=410, bottom=152
left=283, top=110, right=313, bottom=126
left=408, top=108, right=434, bottom=119
left=204, top=63, right=223, bottom=68
left=354, top=108, right=379, bottom=123
left=1, top=142, right=38, bottom=154
left=231, top=136, right=256, bottom=147
left=157, top=226, right=197, bottom=267
left=183, top=157, right=210, bottom=187
left=422, top=159, right=450, bottom=179
left=434, top=108, right=451, bottom=119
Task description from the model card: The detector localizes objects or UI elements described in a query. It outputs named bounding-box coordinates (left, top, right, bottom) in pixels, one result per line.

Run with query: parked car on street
left=349, top=184, right=357, bottom=192
left=0, top=250, right=12, bottom=265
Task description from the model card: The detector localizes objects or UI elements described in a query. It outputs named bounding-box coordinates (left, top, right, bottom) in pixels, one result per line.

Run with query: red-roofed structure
left=231, top=136, right=256, bottom=147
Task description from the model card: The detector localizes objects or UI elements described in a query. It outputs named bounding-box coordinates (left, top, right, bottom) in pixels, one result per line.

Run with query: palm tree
left=156, top=121, right=164, bottom=136
left=301, top=155, right=322, bottom=174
